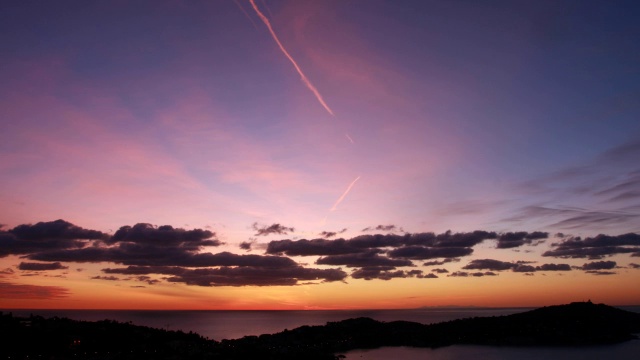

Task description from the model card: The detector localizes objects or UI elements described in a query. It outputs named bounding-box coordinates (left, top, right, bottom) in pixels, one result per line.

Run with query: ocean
left=4, top=307, right=640, bottom=359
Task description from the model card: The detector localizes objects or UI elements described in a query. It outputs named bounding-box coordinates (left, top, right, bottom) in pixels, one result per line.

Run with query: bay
left=4, top=306, right=640, bottom=359
left=3, top=307, right=528, bottom=340
left=342, top=342, right=640, bottom=360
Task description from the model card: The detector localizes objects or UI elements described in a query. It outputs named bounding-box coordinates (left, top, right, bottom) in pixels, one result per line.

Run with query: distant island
left=2, top=301, right=639, bottom=359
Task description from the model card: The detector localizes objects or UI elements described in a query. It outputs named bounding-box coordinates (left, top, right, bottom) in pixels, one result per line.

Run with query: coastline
left=2, top=302, right=640, bottom=359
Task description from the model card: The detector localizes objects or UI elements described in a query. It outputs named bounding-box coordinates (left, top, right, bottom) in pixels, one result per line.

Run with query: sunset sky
left=1, top=0, right=640, bottom=310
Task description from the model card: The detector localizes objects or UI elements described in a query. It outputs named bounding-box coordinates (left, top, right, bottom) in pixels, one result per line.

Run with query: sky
left=1, top=0, right=640, bottom=310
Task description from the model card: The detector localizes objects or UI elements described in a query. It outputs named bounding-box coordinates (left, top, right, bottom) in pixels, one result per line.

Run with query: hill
left=2, top=301, right=639, bottom=359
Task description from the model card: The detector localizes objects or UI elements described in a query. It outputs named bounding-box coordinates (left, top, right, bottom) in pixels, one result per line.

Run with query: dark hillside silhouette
left=2, top=302, right=639, bottom=359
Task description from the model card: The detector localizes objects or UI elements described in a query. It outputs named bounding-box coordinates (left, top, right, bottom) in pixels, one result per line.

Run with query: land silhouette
left=1, top=302, right=639, bottom=359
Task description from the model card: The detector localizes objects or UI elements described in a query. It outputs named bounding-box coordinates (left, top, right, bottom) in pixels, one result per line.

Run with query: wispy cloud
left=0, top=281, right=70, bottom=299
left=507, top=139, right=640, bottom=233
left=362, top=224, right=404, bottom=233
left=543, top=233, right=640, bottom=259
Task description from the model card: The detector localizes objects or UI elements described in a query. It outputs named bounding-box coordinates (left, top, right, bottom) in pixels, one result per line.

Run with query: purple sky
left=1, top=0, right=640, bottom=309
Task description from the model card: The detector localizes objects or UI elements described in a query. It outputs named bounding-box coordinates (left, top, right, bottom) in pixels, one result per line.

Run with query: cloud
left=407, top=269, right=423, bottom=277
left=350, top=266, right=425, bottom=281
left=266, top=231, right=499, bottom=259
left=1, top=219, right=108, bottom=257
left=599, top=139, right=640, bottom=163
left=90, top=275, right=120, bottom=281
left=362, top=225, right=404, bottom=233
left=240, top=237, right=257, bottom=251
left=557, top=233, right=640, bottom=247
left=31, top=240, right=301, bottom=267
left=512, top=264, right=537, bottom=273
left=103, top=266, right=185, bottom=275
left=423, top=258, right=460, bottom=266
left=7, top=221, right=228, bottom=270
left=462, top=259, right=572, bottom=273
left=266, top=231, right=500, bottom=266
left=479, top=271, right=497, bottom=276
left=507, top=206, right=640, bottom=232
left=0, top=281, right=70, bottom=299
left=319, top=228, right=346, bottom=239
left=0, top=268, right=14, bottom=275
left=422, top=273, right=438, bottom=279
left=537, top=263, right=572, bottom=271
left=357, top=230, right=496, bottom=248
left=348, top=233, right=433, bottom=248
left=578, top=260, right=617, bottom=270
left=585, top=270, right=617, bottom=275
left=545, top=246, right=637, bottom=259
left=448, top=271, right=497, bottom=277
left=543, top=233, right=640, bottom=259
left=108, top=223, right=220, bottom=248
left=595, top=174, right=640, bottom=202
left=253, top=223, right=294, bottom=236
left=496, top=231, right=548, bottom=249
left=7, top=219, right=631, bottom=287
left=448, top=271, right=469, bottom=277
left=316, top=251, right=413, bottom=267
left=18, top=262, right=68, bottom=271
left=5, top=220, right=347, bottom=287
left=267, top=238, right=362, bottom=256
left=629, top=263, right=640, bottom=269
left=387, top=246, right=473, bottom=260
left=10, top=219, right=107, bottom=241
left=549, top=210, right=640, bottom=230
left=351, top=266, right=402, bottom=281
left=319, top=231, right=337, bottom=239
left=166, top=266, right=346, bottom=287
left=508, top=140, right=640, bottom=232
left=434, top=230, right=498, bottom=247
left=103, top=264, right=347, bottom=286
left=129, top=275, right=160, bottom=285
left=26, top=221, right=292, bottom=267
left=431, top=268, right=449, bottom=274
left=463, top=259, right=515, bottom=271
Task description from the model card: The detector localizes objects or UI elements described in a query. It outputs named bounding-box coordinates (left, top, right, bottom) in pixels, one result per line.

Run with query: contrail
left=233, top=0, right=259, bottom=30
left=259, top=0, right=274, bottom=18
left=345, top=133, right=355, bottom=144
left=330, top=176, right=361, bottom=211
left=248, top=0, right=334, bottom=116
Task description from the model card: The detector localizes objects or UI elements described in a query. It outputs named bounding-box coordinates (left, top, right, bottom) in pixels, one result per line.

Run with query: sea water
left=4, top=307, right=640, bottom=359
left=2, top=307, right=529, bottom=340
left=342, top=342, right=640, bottom=360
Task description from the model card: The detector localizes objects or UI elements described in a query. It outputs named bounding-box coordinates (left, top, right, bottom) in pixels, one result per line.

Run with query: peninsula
left=2, top=302, right=639, bottom=359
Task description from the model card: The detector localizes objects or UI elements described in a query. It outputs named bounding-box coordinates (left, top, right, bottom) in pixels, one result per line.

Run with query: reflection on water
left=342, top=341, right=640, bottom=360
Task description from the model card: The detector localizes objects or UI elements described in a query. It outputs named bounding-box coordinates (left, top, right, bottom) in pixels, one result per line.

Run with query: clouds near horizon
left=4, top=219, right=638, bottom=290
